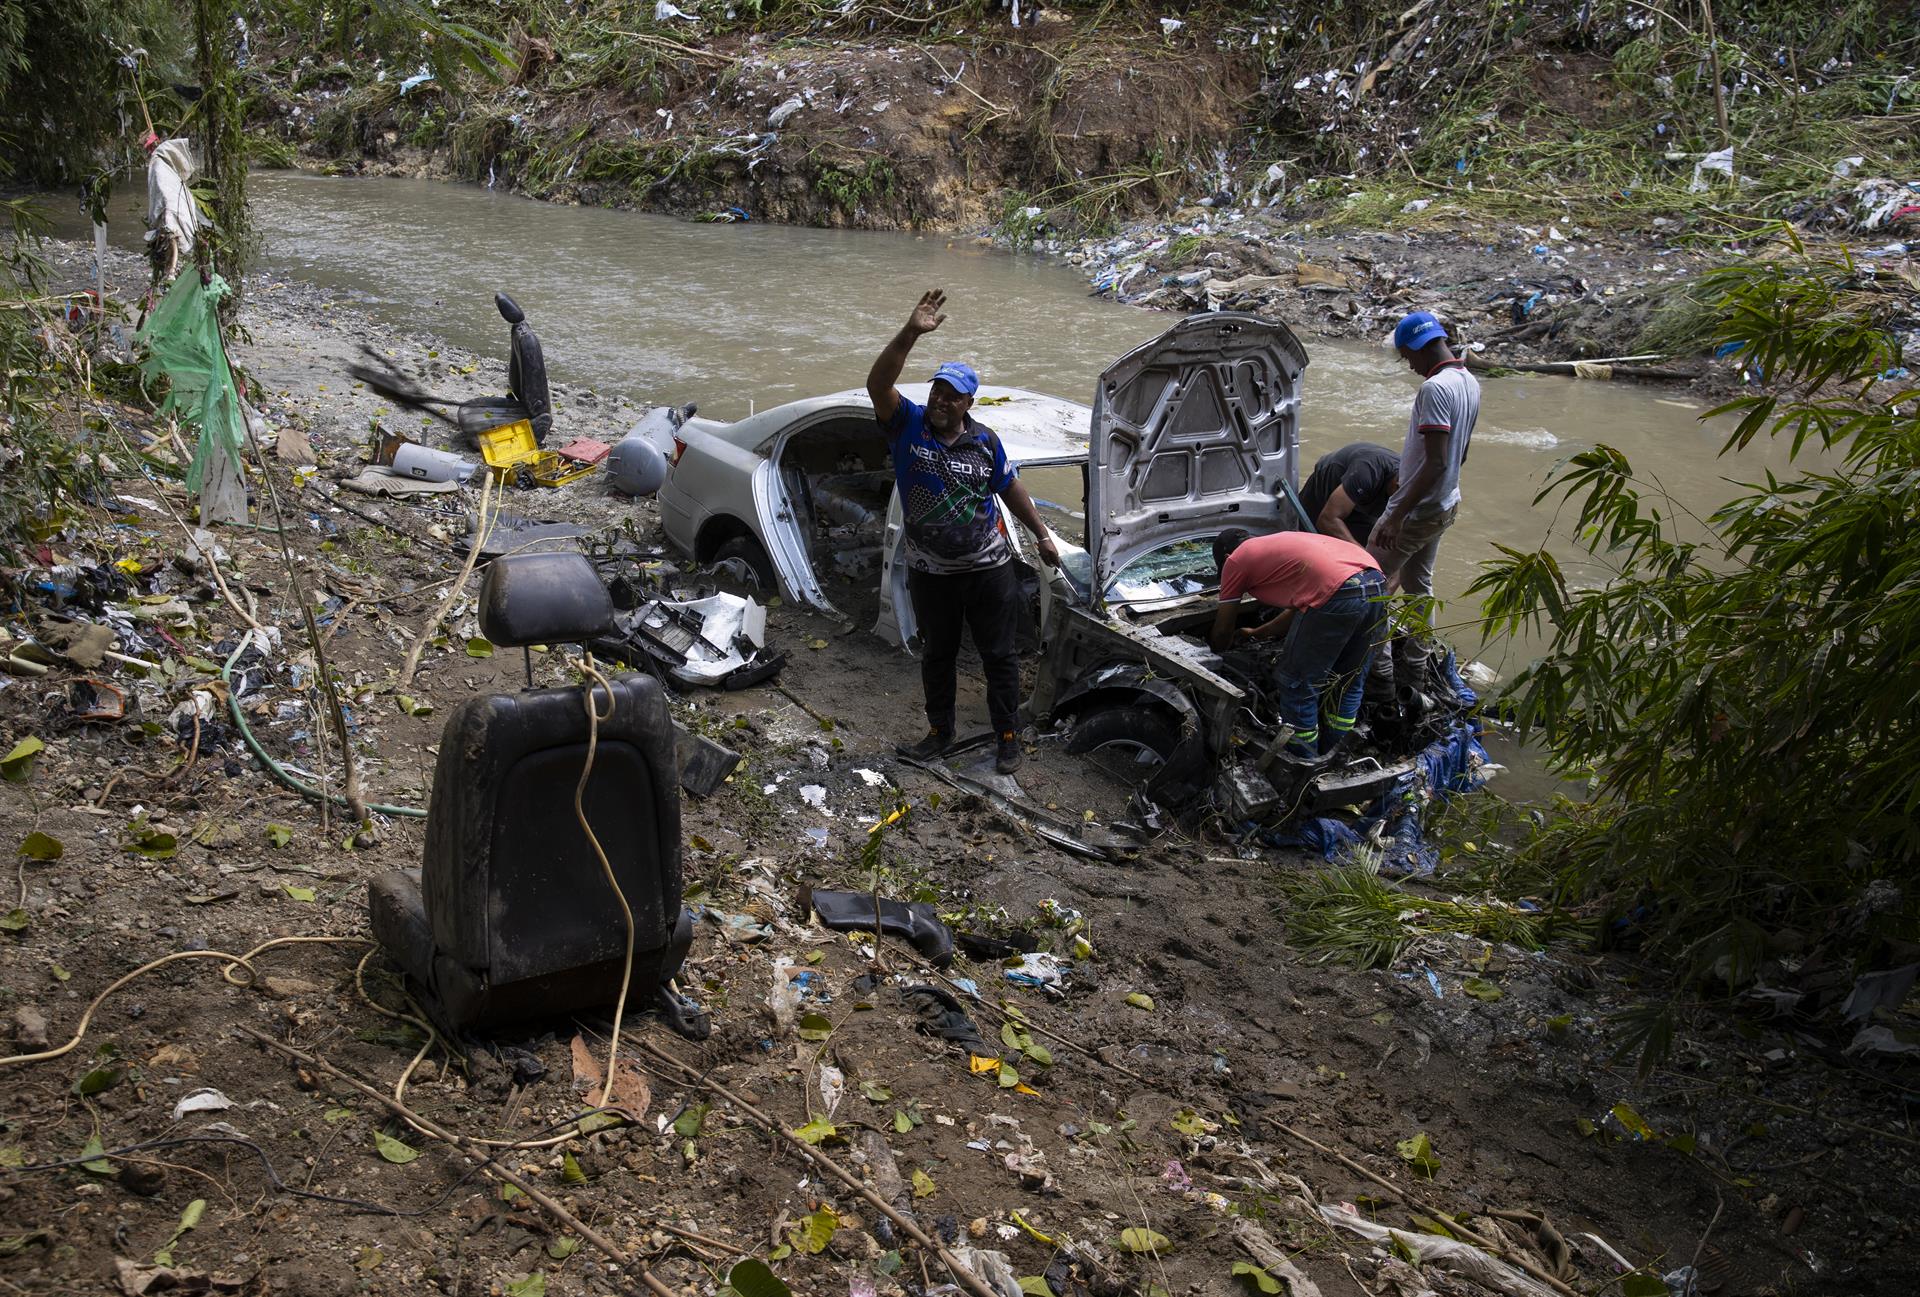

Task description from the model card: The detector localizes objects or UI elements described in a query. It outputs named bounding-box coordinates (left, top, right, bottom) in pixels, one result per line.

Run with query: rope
left=0, top=936, right=369, bottom=1069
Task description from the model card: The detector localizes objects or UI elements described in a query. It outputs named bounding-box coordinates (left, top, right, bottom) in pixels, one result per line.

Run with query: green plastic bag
left=137, top=273, right=246, bottom=496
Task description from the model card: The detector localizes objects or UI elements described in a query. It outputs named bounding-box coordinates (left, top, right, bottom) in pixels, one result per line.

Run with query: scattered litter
left=810, top=888, right=955, bottom=965
left=1004, top=952, right=1070, bottom=993
left=855, top=767, right=887, bottom=787
left=799, top=783, right=828, bottom=810
left=898, top=984, right=989, bottom=1054
left=170, top=1088, right=233, bottom=1119
left=768, top=96, right=805, bottom=127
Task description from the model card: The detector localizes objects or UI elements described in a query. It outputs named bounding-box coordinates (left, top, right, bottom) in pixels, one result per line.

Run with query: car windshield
left=1106, top=539, right=1218, bottom=604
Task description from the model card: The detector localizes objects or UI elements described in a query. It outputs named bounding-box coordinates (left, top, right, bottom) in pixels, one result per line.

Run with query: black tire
left=713, top=535, right=777, bottom=591
left=1064, top=703, right=1182, bottom=770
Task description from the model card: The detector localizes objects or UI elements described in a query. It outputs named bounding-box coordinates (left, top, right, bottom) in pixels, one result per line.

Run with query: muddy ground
left=2, top=242, right=1917, bottom=1297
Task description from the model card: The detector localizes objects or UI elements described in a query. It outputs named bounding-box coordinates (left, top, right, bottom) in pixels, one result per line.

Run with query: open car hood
left=1086, top=312, right=1308, bottom=603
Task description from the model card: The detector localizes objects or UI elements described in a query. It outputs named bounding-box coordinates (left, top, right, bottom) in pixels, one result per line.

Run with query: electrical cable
left=576, top=653, right=637, bottom=1110
left=220, top=631, right=427, bottom=818
left=0, top=936, right=368, bottom=1069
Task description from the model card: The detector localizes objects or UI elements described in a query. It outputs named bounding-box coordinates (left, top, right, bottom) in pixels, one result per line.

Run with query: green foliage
left=1280, top=853, right=1556, bottom=969
left=0, top=0, right=183, bottom=184
left=0, top=202, right=104, bottom=567
left=1470, top=242, right=1920, bottom=1013
left=814, top=156, right=895, bottom=216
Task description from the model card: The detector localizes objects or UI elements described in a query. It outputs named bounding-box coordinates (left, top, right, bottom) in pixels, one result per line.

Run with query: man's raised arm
left=868, top=288, right=946, bottom=427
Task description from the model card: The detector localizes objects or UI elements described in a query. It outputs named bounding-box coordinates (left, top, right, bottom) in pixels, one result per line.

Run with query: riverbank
left=2, top=232, right=1916, bottom=1296
left=232, top=1, right=1918, bottom=379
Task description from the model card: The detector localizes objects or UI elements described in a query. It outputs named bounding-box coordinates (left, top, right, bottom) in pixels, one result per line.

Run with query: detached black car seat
left=454, top=291, right=555, bottom=447
left=368, top=552, right=707, bottom=1039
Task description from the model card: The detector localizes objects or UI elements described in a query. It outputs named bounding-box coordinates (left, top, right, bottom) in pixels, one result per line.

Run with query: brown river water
left=50, top=173, right=1823, bottom=786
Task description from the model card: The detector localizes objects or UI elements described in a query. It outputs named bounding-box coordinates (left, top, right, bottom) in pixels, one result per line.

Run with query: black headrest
left=495, top=292, right=525, bottom=325
left=478, top=553, right=615, bottom=648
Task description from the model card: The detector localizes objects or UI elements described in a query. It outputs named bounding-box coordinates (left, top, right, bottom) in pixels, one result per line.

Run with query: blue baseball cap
left=930, top=361, right=979, bottom=396
left=1393, top=311, right=1448, bottom=352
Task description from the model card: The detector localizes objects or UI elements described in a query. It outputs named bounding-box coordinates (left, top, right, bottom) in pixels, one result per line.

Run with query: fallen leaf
left=673, top=1102, right=710, bottom=1138
left=1396, top=1131, right=1440, bottom=1178
left=503, top=1274, right=545, bottom=1297
left=892, top=1110, right=914, bottom=1134
left=861, top=1080, right=892, bottom=1102
left=373, top=1130, right=419, bottom=1164
left=797, top=1012, right=834, bottom=1042
left=1117, top=1227, right=1170, bottom=1254
left=997, top=1061, right=1020, bottom=1089
left=807, top=638, right=829, bottom=650
left=547, top=1237, right=580, bottom=1260
left=561, top=1151, right=587, bottom=1184
left=1461, top=977, right=1503, bottom=1002
left=568, top=1034, right=651, bottom=1118
left=466, top=637, right=495, bottom=658
left=1170, top=1109, right=1210, bottom=1137
left=354, top=1247, right=383, bottom=1271
left=265, top=824, right=292, bottom=848
left=395, top=695, right=434, bottom=717
left=124, top=827, right=176, bottom=860
left=724, top=1259, right=792, bottom=1297
left=152, top=1198, right=205, bottom=1266
left=0, top=908, right=27, bottom=934
left=1, top=737, right=45, bottom=781
left=1023, top=1042, right=1053, bottom=1067
left=1546, top=1013, right=1573, bottom=1034
left=18, top=831, right=62, bottom=860
left=1018, top=1280, right=1055, bottom=1296
left=323, top=1107, right=353, bottom=1123
left=0, top=1147, right=24, bottom=1169
left=1621, top=1275, right=1670, bottom=1297
left=1125, top=992, right=1155, bottom=1011
left=968, top=1055, right=1001, bottom=1075
left=283, top=884, right=316, bottom=903
left=790, top=1206, right=837, bottom=1254
left=1232, top=1261, right=1282, bottom=1293
left=791, top=1117, right=837, bottom=1145
left=80, top=1131, right=112, bottom=1174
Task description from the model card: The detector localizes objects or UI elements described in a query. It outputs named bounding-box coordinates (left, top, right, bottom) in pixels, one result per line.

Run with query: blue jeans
left=1270, top=571, right=1388, bottom=756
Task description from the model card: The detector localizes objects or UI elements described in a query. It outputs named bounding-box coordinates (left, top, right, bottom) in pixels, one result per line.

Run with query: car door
left=1086, top=312, right=1309, bottom=606
left=751, top=454, right=830, bottom=611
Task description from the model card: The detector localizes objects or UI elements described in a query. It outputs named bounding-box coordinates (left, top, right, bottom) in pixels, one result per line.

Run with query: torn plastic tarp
left=1264, top=655, right=1490, bottom=876
left=138, top=273, right=246, bottom=501
left=146, top=138, right=202, bottom=272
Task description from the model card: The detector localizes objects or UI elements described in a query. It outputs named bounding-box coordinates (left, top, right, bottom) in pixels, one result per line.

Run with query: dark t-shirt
left=1297, top=442, right=1399, bottom=544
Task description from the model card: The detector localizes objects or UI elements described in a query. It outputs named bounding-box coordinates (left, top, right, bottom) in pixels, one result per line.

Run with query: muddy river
left=58, top=174, right=1812, bottom=693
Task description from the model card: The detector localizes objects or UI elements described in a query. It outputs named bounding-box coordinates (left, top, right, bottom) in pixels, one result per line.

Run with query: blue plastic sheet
left=1264, top=650, right=1490, bottom=875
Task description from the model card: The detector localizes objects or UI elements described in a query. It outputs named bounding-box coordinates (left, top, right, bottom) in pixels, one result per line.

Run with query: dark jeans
left=1271, top=570, right=1389, bottom=755
left=907, top=562, right=1021, bottom=736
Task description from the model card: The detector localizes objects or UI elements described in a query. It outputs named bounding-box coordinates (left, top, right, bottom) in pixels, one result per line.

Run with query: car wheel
left=1064, top=703, right=1182, bottom=773
left=713, top=535, right=777, bottom=591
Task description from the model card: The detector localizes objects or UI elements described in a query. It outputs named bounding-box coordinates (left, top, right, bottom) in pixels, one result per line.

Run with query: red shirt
left=1219, top=531, right=1378, bottom=609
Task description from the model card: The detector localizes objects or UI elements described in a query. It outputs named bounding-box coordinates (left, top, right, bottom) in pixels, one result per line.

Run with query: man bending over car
left=869, top=289, right=1061, bottom=775
left=1209, top=528, right=1387, bottom=760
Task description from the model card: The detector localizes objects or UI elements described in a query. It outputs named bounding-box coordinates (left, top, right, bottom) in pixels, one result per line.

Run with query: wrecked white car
left=656, top=313, right=1476, bottom=823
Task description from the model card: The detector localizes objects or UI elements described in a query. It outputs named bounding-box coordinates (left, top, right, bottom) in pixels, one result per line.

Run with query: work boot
left=995, top=731, right=1024, bottom=774
left=896, top=728, right=954, bottom=761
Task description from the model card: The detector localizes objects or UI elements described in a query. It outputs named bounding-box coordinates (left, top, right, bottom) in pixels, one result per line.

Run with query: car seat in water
left=367, top=552, right=708, bottom=1039
left=454, top=291, right=555, bottom=447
